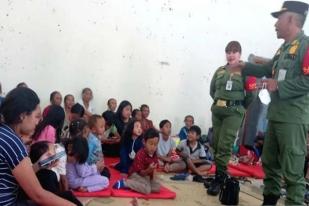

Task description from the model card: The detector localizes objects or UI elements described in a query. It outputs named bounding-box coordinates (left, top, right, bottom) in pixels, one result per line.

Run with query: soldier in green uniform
left=207, top=41, right=252, bottom=195
left=230, top=1, right=309, bottom=205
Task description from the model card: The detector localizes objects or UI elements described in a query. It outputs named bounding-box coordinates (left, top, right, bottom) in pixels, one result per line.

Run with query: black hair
left=32, top=105, right=65, bottom=142
left=71, top=103, right=85, bottom=117
left=0, top=82, right=2, bottom=94
left=107, top=98, right=116, bottom=105
left=29, top=141, right=50, bottom=163
left=102, top=110, right=115, bottom=127
left=140, top=104, right=149, bottom=111
left=121, top=119, right=141, bottom=145
left=16, top=82, right=28, bottom=88
left=65, top=136, right=89, bottom=164
left=0, top=87, right=40, bottom=125
left=159, top=119, right=171, bottom=129
left=50, top=91, right=61, bottom=103
left=132, top=109, right=141, bottom=118
left=184, top=115, right=194, bottom=123
left=82, top=87, right=92, bottom=94
left=143, top=128, right=159, bottom=141
left=188, top=125, right=201, bottom=136
left=69, top=118, right=88, bottom=137
left=115, top=100, right=132, bottom=120
left=225, top=41, right=242, bottom=54
left=64, top=94, right=74, bottom=103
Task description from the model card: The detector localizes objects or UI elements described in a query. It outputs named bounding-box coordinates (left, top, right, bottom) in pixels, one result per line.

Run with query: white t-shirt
left=157, top=133, right=176, bottom=157
left=78, top=100, right=95, bottom=114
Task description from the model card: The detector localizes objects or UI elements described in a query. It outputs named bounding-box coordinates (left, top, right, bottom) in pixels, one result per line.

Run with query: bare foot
left=164, top=164, right=170, bottom=173
left=77, top=187, right=88, bottom=192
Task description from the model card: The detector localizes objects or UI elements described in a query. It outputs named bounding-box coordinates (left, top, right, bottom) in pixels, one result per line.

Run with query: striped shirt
left=0, top=124, right=28, bottom=206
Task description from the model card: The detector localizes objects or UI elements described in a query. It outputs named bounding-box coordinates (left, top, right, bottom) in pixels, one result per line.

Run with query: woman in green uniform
left=207, top=41, right=247, bottom=195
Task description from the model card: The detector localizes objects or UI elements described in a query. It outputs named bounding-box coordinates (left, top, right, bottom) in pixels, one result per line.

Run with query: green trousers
left=262, top=121, right=308, bottom=205
left=211, top=105, right=245, bottom=174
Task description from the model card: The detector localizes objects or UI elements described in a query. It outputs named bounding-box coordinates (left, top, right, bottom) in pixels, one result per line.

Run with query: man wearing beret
left=231, top=1, right=309, bottom=205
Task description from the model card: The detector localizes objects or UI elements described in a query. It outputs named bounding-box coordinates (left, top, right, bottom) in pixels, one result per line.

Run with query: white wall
left=0, top=0, right=308, bottom=134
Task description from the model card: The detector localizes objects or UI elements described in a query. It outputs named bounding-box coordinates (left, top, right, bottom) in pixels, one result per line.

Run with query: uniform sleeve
left=242, top=60, right=273, bottom=78
left=209, top=70, right=217, bottom=99
left=0, top=136, right=28, bottom=170
left=278, top=45, right=309, bottom=99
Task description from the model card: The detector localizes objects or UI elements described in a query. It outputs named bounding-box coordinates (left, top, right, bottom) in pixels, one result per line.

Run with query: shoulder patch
left=302, top=47, right=309, bottom=75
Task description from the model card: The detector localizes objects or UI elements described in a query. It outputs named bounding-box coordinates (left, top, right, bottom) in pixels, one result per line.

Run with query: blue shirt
left=178, top=127, right=189, bottom=140
left=87, top=132, right=103, bottom=165
left=116, top=136, right=143, bottom=174
left=0, top=124, right=28, bottom=206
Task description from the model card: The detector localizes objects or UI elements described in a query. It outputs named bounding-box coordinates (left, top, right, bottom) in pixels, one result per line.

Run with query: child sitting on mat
left=157, top=120, right=176, bottom=167
left=113, top=128, right=161, bottom=194
left=27, top=141, right=82, bottom=206
left=69, top=119, right=109, bottom=178
left=165, top=125, right=211, bottom=176
left=115, top=119, right=143, bottom=175
left=66, top=136, right=109, bottom=192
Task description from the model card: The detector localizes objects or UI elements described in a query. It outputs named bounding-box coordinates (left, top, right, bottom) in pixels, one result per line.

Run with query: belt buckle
left=216, top=100, right=227, bottom=107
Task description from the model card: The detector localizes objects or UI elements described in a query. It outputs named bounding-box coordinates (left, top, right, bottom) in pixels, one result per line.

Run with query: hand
left=148, top=162, right=157, bottom=171
left=96, top=161, right=105, bottom=172
left=33, top=152, right=59, bottom=172
left=262, top=79, right=278, bottom=92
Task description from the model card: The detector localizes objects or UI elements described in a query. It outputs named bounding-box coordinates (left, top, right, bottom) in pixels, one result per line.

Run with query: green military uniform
left=243, top=31, right=309, bottom=205
left=209, top=66, right=246, bottom=174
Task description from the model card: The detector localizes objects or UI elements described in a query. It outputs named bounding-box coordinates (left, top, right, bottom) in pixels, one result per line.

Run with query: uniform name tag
left=226, top=80, right=233, bottom=91
left=277, top=69, right=287, bottom=81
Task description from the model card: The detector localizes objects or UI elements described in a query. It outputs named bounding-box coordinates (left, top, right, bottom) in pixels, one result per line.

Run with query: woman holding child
left=0, top=87, right=75, bottom=205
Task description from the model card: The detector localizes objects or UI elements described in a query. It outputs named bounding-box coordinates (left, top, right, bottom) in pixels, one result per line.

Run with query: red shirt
left=128, top=148, right=158, bottom=178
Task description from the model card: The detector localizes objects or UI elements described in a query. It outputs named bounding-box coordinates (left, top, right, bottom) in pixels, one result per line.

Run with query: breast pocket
left=231, top=74, right=244, bottom=91
left=215, top=74, right=227, bottom=90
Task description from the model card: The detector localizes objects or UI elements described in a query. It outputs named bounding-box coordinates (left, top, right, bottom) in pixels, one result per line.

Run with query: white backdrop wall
left=0, top=0, right=308, bottom=134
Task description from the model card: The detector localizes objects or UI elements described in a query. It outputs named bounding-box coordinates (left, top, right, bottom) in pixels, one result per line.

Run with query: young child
left=157, top=120, right=176, bottom=167
left=69, top=118, right=109, bottom=177
left=70, top=103, right=85, bottom=121
left=178, top=115, right=194, bottom=140
left=102, top=110, right=121, bottom=157
left=166, top=125, right=211, bottom=176
left=65, top=137, right=109, bottom=192
left=115, top=120, right=144, bottom=174
left=140, top=104, right=154, bottom=133
left=113, top=128, right=161, bottom=194
left=88, top=115, right=110, bottom=178
left=43, top=91, right=63, bottom=117
left=107, top=98, right=117, bottom=112
left=87, top=115, right=105, bottom=165
left=132, top=109, right=142, bottom=121
left=32, top=105, right=65, bottom=144
left=28, top=141, right=82, bottom=206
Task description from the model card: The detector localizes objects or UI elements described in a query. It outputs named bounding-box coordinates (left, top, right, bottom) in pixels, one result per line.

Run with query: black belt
left=214, top=99, right=244, bottom=107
